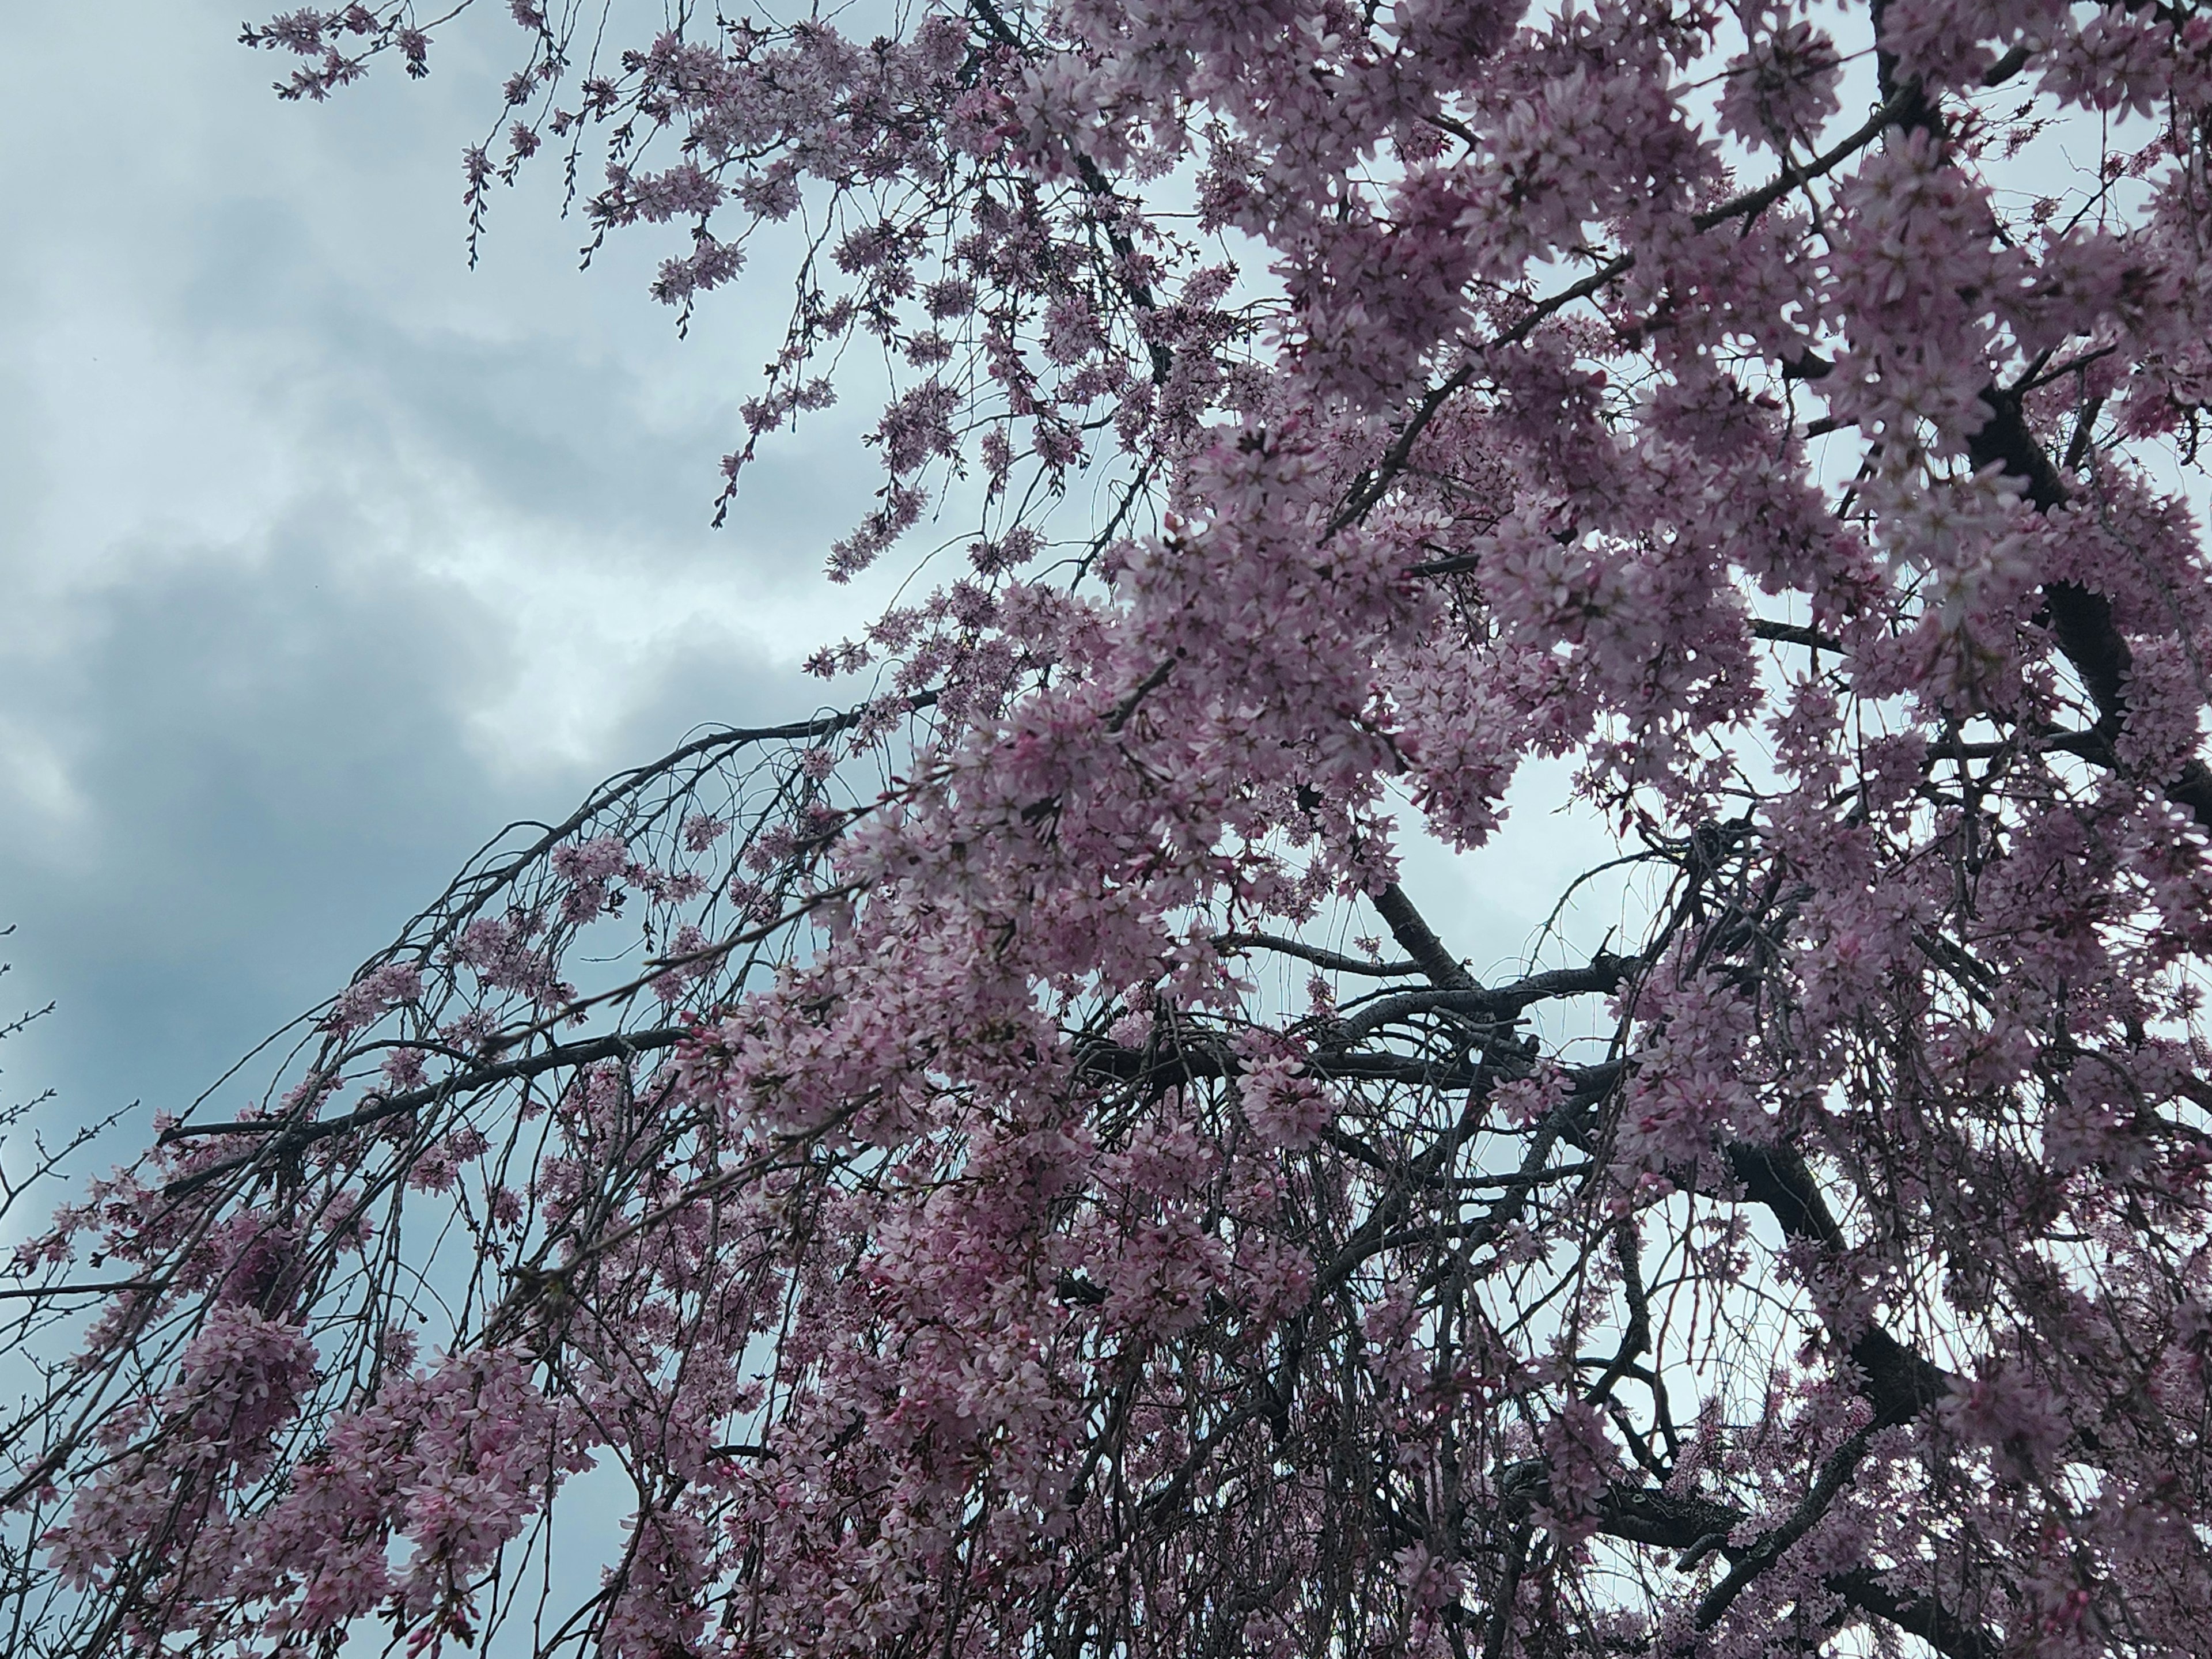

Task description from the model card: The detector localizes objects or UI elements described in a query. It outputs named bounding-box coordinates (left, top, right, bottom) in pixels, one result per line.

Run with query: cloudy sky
left=0, top=3, right=884, bottom=1179
left=0, top=3, right=1626, bottom=1225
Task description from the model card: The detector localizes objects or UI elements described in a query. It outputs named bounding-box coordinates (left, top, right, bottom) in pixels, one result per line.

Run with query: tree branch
left=1336, top=956, right=1641, bottom=1041
left=1217, top=932, right=1422, bottom=979
left=1368, top=882, right=1478, bottom=991
left=1534, top=1475, right=2003, bottom=1659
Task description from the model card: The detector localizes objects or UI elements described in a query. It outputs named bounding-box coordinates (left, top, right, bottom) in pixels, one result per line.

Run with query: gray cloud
left=0, top=4, right=851, bottom=1182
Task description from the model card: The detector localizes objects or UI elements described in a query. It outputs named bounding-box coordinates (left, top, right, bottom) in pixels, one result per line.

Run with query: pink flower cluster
left=16, top=1, right=2212, bottom=1655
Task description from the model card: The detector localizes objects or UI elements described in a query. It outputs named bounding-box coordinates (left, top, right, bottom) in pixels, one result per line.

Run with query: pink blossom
left=26, top=4, right=2212, bottom=1656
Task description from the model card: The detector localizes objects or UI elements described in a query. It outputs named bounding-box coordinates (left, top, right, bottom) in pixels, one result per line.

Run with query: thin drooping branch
left=156, top=1027, right=694, bottom=1150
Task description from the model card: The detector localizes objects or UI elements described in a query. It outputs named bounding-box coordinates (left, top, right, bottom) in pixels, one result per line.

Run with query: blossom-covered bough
left=8, top=0, right=2212, bottom=1653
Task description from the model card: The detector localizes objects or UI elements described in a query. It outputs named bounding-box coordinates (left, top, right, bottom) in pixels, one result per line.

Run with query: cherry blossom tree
left=7, top=1, right=2212, bottom=1653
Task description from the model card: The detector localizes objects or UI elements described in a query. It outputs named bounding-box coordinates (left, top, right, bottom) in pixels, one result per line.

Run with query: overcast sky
left=0, top=3, right=882, bottom=1182
left=0, top=3, right=1628, bottom=1230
